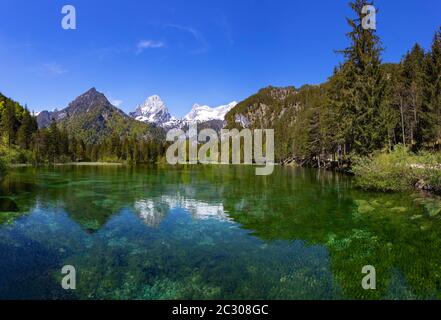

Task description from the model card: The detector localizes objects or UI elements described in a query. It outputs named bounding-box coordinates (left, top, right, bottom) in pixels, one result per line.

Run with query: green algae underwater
left=0, top=165, right=441, bottom=300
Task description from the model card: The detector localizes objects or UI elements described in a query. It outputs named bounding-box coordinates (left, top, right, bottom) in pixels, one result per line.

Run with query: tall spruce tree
left=392, top=44, right=425, bottom=147
left=47, top=121, right=60, bottom=163
left=16, top=108, right=38, bottom=149
left=331, top=0, right=388, bottom=156
left=0, top=102, right=19, bottom=148
left=420, top=28, right=441, bottom=148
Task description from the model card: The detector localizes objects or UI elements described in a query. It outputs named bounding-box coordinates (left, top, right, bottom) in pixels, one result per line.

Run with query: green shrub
left=353, top=146, right=416, bottom=192
left=0, top=145, right=30, bottom=164
left=353, top=145, right=441, bottom=193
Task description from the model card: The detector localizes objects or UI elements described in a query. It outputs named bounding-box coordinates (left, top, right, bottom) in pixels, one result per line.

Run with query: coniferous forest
left=0, top=91, right=168, bottom=168
left=226, top=1, right=441, bottom=162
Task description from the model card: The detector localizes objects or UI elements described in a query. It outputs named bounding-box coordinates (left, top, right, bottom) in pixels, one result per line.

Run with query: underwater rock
left=0, top=198, right=19, bottom=212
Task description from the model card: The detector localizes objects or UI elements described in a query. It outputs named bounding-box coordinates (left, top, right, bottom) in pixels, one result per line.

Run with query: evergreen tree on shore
left=331, top=0, right=388, bottom=156
left=420, top=28, right=441, bottom=148
left=397, top=44, right=425, bottom=147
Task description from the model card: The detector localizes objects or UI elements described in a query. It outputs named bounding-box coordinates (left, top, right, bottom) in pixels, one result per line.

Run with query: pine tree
left=59, top=127, right=70, bottom=156
left=331, top=0, right=388, bottom=155
left=31, top=129, right=49, bottom=164
left=133, top=139, right=139, bottom=164
left=76, top=139, right=86, bottom=162
left=69, top=136, right=78, bottom=161
left=110, top=133, right=121, bottom=159
left=141, top=140, right=149, bottom=163
left=47, top=121, right=60, bottom=163
left=16, top=109, right=37, bottom=149
left=398, top=44, right=426, bottom=147
left=0, top=103, right=19, bottom=148
left=379, top=63, right=400, bottom=149
left=420, top=28, right=441, bottom=148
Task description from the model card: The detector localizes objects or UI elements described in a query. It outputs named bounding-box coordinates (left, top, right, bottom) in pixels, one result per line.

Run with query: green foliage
left=353, top=145, right=441, bottom=192
left=57, top=104, right=158, bottom=145
left=0, top=156, right=6, bottom=178
left=419, top=28, right=441, bottom=147
left=30, top=121, right=167, bottom=165
left=225, top=85, right=330, bottom=163
left=0, top=94, right=38, bottom=167
left=0, top=91, right=167, bottom=165
left=353, top=145, right=417, bottom=191
left=329, top=0, right=388, bottom=156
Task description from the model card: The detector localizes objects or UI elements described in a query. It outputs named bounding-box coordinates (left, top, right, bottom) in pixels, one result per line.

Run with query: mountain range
left=36, top=88, right=160, bottom=144
left=37, top=90, right=237, bottom=137
left=128, top=95, right=237, bottom=129
left=26, top=84, right=319, bottom=164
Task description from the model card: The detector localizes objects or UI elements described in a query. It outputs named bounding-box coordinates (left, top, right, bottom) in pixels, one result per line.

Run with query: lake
left=0, top=165, right=440, bottom=300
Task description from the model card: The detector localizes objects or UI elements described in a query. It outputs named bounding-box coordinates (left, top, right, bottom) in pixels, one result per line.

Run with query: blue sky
left=1, top=0, right=440, bottom=116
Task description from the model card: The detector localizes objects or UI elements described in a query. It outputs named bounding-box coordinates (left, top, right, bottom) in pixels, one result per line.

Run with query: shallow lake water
left=0, top=165, right=441, bottom=299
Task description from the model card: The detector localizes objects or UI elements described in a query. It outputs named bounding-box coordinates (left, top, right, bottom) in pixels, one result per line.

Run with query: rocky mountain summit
left=129, top=95, right=173, bottom=126
left=35, top=89, right=239, bottom=141
left=36, top=88, right=153, bottom=144
left=130, top=95, right=237, bottom=131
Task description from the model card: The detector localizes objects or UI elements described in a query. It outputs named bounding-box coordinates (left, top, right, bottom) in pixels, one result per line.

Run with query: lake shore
left=9, top=162, right=124, bottom=168
left=353, top=146, right=441, bottom=196
left=5, top=157, right=440, bottom=196
left=56, top=162, right=124, bottom=166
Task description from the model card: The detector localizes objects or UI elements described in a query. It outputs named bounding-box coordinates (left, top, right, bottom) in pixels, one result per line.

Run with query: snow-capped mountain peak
left=130, top=95, right=237, bottom=130
left=184, top=101, right=237, bottom=122
left=130, top=95, right=172, bottom=125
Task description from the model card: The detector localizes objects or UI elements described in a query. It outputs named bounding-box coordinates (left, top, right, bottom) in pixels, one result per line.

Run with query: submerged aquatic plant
left=1, top=165, right=441, bottom=299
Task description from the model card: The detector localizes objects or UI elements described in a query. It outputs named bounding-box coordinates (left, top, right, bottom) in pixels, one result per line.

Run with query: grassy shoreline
left=353, top=145, right=441, bottom=195
left=55, top=162, right=124, bottom=166
left=8, top=162, right=125, bottom=168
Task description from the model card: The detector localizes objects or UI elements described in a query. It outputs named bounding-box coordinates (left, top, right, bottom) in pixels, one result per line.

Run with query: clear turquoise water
left=0, top=165, right=441, bottom=300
